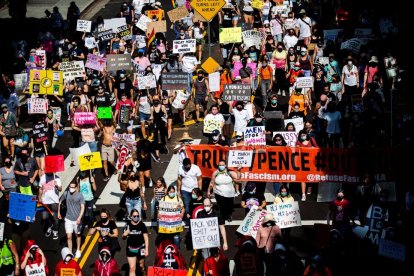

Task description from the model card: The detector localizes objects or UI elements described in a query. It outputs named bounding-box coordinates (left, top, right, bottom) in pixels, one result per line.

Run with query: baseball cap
left=212, top=129, right=220, bottom=136
left=245, top=182, right=256, bottom=192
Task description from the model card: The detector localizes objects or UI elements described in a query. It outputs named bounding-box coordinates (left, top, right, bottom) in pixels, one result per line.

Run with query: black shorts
left=126, top=245, right=145, bottom=258
left=194, top=94, right=207, bottom=106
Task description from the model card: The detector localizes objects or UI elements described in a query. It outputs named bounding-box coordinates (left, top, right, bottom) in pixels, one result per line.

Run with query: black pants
left=214, top=193, right=234, bottom=220
left=153, top=122, right=167, bottom=150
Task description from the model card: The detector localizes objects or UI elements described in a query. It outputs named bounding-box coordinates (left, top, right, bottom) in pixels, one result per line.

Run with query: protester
left=93, top=247, right=121, bottom=276
left=88, top=209, right=120, bottom=256
left=55, top=247, right=82, bottom=276
left=20, top=240, right=48, bottom=276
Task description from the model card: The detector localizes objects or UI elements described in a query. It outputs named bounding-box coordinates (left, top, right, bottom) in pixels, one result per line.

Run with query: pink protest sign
left=232, top=61, right=256, bottom=78
left=74, top=112, right=96, bottom=125
left=85, top=54, right=107, bottom=71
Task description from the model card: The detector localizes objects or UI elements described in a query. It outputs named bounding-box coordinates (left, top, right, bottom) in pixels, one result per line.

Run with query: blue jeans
left=81, top=141, right=98, bottom=152
left=126, top=197, right=142, bottom=218
left=261, top=79, right=272, bottom=107
left=181, top=190, right=192, bottom=223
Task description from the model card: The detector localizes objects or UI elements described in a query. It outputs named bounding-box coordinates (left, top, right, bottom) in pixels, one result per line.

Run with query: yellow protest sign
left=79, top=152, right=103, bottom=171
left=202, top=57, right=220, bottom=74
left=29, top=70, right=64, bottom=95
left=190, top=0, right=226, bottom=22
left=219, top=27, right=242, bottom=44
left=203, top=119, right=222, bottom=134
left=252, top=0, right=264, bottom=10
left=147, top=9, right=164, bottom=21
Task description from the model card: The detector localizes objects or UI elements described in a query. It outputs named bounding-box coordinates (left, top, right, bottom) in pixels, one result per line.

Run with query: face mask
left=198, top=76, right=203, bottom=80
left=21, top=155, right=28, bottom=162
left=180, top=33, right=185, bottom=36
left=337, top=196, right=343, bottom=201
left=101, top=254, right=109, bottom=262
left=168, top=192, right=176, bottom=198
left=348, top=61, right=353, bottom=66
left=277, top=48, right=283, bottom=52
left=69, top=188, right=76, bottom=193
left=234, top=50, right=238, bottom=54
left=256, top=118, right=262, bottom=122
left=236, top=106, right=243, bottom=111
left=131, top=216, right=140, bottom=222
left=262, top=63, right=267, bottom=67
left=281, top=192, right=287, bottom=197
left=5, top=162, right=12, bottom=167
left=300, top=135, right=307, bottom=141
left=204, top=206, right=211, bottom=213
left=300, top=51, right=306, bottom=56
left=212, top=135, right=219, bottom=141
left=120, top=74, right=125, bottom=78
left=47, top=114, right=53, bottom=119
left=192, top=194, right=197, bottom=200
left=65, top=256, right=72, bottom=263
left=218, top=165, right=226, bottom=171
left=153, top=100, right=160, bottom=105
left=138, top=52, right=143, bottom=57
left=100, top=217, right=108, bottom=223
left=294, top=67, right=300, bottom=71
left=3, top=109, right=7, bottom=113
left=249, top=190, right=255, bottom=194
left=184, top=165, right=191, bottom=171
left=271, top=100, right=277, bottom=104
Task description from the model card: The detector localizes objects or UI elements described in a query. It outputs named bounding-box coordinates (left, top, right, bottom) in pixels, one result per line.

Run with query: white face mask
left=204, top=206, right=212, bottom=213
left=348, top=61, right=353, bottom=66
left=65, top=256, right=72, bottom=262
left=69, top=188, right=76, bottom=193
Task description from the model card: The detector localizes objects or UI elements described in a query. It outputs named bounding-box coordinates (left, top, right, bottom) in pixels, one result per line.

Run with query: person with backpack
left=0, top=236, right=20, bottom=276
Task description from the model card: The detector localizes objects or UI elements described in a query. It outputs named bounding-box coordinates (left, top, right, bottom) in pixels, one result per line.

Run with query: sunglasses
left=131, top=215, right=139, bottom=218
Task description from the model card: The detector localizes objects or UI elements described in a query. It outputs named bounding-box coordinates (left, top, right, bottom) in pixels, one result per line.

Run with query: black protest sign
left=98, top=29, right=115, bottom=42
left=161, top=72, right=189, bottom=90
left=117, top=25, right=132, bottom=41
left=106, top=54, right=132, bottom=72
left=33, top=122, right=49, bottom=143
left=222, top=84, right=251, bottom=101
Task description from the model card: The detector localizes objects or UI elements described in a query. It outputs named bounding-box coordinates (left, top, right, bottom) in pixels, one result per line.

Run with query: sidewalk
left=0, top=0, right=94, bottom=19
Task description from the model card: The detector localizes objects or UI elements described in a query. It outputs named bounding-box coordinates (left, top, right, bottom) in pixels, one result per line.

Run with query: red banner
left=185, top=145, right=396, bottom=183
left=147, top=266, right=187, bottom=276
left=45, top=155, right=65, bottom=173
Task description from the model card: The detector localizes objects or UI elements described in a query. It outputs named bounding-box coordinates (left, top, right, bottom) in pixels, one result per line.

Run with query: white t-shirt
left=181, top=56, right=198, bottom=73
left=296, top=17, right=312, bottom=39
left=204, top=113, right=225, bottom=124
left=178, top=164, right=202, bottom=193
left=342, top=65, right=358, bottom=86
left=39, top=175, right=62, bottom=204
left=283, top=34, right=298, bottom=50
left=232, top=108, right=250, bottom=132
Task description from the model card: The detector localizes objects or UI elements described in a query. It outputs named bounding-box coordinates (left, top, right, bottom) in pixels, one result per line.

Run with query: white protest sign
left=340, top=38, right=362, bottom=55
left=28, top=98, right=48, bottom=114
left=209, top=72, right=220, bottom=92
left=272, top=131, right=298, bottom=147
left=151, top=64, right=164, bottom=80
left=173, top=39, right=196, bottom=54
left=378, top=239, right=406, bottom=262
left=191, top=217, right=220, bottom=249
left=284, top=118, right=304, bottom=134
left=315, top=56, right=329, bottom=65
left=137, top=75, right=157, bottom=90
left=136, top=15, right=152, bottom=31
left=0, top=222, right=4, bottom=241
left=104, top=17, right=127, bottom=32
left=244, top=126, right=266, bottom=145
left=266, top=202, right=302, bottom=229
left=14, top=73, right=28, bottom=92
left=228, top=150, right=253, bottom=167
left=237, top=206, right=267, bottom=238
left=203, top=119, right=222, bottom=134
left=59, top=61, right=85, bottom=80
left=172, top=91, right=190, bottom=109
left=295, top=77, right=313, bottom=89
left=76, top=19, right=92, bottom=32
left=249, top=208, right=267, bottom=238
left=25, top=263, right=47, bottom=276
left=242, top=30, right=263, bottom=49
left=84, top=37, right=97, bottom=49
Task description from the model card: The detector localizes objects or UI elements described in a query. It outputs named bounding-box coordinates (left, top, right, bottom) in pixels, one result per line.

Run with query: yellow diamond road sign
left=190, top=0, right=226, bottom=22
left=202, top=57, right=220, bottom=74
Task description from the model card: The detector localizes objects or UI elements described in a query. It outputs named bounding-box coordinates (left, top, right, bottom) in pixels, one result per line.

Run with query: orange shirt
left=217, top=71, right=233, bottom=98
left=289, top=94, right=307, bottom=115
left=259, top=66, right=273, bottom=80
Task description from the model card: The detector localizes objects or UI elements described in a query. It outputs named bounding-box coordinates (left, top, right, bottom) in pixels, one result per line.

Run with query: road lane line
left=79, top=231, right=99, bottom=268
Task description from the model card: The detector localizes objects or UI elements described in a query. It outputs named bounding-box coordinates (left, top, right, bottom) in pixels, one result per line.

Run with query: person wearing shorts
left=58, top=181, right=85, bottom=259
left=192, top=71, right=210, bottom=124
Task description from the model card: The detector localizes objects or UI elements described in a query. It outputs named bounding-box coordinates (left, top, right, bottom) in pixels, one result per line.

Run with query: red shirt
left=55, top=260, right=82, bottom=276
left=115, top=99, right=135, bottom=111
left=203, top=254, right=230, bottom=276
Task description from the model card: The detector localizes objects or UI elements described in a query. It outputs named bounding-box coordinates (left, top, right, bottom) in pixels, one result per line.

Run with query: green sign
left=97, top=107, right=113, bottom=119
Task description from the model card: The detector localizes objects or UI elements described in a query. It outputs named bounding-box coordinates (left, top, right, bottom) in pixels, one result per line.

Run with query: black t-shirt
left=189, top=197, right=205, bottom=217
left=197, top=209, right=225, bottom=225
left=126, top=221, right=148, bottom=247
left=242, top=192, right=265, bottom=213
left=95, top=220, right=117, bottom=245
left=94, top=92, right=111, bottom=108
left=114, top=78, right=133, bottom=100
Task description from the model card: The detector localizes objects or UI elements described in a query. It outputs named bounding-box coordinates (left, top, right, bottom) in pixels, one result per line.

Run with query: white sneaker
left=75, top=250, right=82, bottom=259
left=282, top=91, right=286, bottom=96
left=301, top=194, right=306, bottom=201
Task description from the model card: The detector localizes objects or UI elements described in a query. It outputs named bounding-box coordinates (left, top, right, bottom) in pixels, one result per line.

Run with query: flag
left=36, top=201, right=54, bottom=216
left=172, top=0, right=176, bottom=8
left=147, top=28, right=155, bottom=49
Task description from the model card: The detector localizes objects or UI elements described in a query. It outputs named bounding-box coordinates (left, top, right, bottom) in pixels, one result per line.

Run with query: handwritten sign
left=191, top=217, right=220, bottom=249
left=237, top=206, right=267, bottom=238
left=45, top=155, right=65, bottom=173
left=167, top=6, right=189, bottom=22
left=219, top=27, right=242, bottom=44
left=172, top=90, right=190, bottom=109
left=85, top=54, right=107, bottom=71
left=97, top=107, right=112, bottom=119
left=69, top=143, right=91, bottom=166
left=203, top=119, right=222, bottom=134
left=117, top=25, right=132, bottom=40
left=244, top=126, right=266, bottom=145
left=104, top=17, right=127, bottom=32
left=106, top=54, right=132, bottom=72
left=147, top=9, right=164, bottom=21
left=137, top=75, right=157, bottom=90
left=222, top=84, right=251, bottom=101
left=28, top=97, right=48, bottom=114
left=242, top=30, right=263, bottom=49
left=295, top=77, right=313, bottom=89
left=79, top=152, right=102, bottom=171
left=9, top=192, right=37, bottom=222
left=59, top=61, right=85, bottom=81
left=74, top=112, right=96, bottom=125
left=76, top=19, right=92, bottom=32
left=147, top=267, right=187, bottom=276
left=136, top=15, right=151, bottom=31
left=284, top=118, right=304, bottom=134
left=98, top=29, right=115, bottom=41
left=266, top=202, right=302, bottom=229
left=208, top=72, right=220, bottom=92
left=340, top=38, right=362, bottom=54
left=173, top=39, right=196, bottom=54
left=25, top=263, right=47, bottom=276
left=161, top=72, right=189, bottom=90
left=147, top=20, right=167, bottom=34
left=273, top=131, right=298, bottom=147
left=33, top=122, right=49, bottom=143
left=158, top=201, right=183, bottom=234
left=228, top=150, right=253, bottom=167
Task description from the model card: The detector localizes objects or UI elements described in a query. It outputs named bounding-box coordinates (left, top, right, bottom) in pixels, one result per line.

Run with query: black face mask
left=21, top=155, right=28, bottom=162
left=153, top=100, right=160, bottom=105
left=101, top=217, right=108, bottom=223
left=184, top=165, right=191, bottom=171
left=100, top=253, right=109, bottom=262
left=337, top=196, right=343, bottom=201
left=4, top=162, right=12, bottom=168
left=198, top=76, right=203, bottom=81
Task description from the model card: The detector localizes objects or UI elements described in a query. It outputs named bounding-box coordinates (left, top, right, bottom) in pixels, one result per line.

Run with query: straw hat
left=262, top=213, right=275, bottom=223
left=369, top=56, right=379, bottom=63
left=179, top=132, right=194, bottom=142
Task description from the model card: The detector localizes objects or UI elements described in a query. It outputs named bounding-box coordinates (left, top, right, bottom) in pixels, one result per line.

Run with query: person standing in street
left=14, top=148, right=38, bottom=195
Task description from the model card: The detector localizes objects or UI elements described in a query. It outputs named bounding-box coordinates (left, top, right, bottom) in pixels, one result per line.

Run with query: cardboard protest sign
left=97, top=107, right=112, bottom=119
left=203, top=119, right=222, bottom=134
left=69, top=143, right=91, bottom=166
left=74, top=112, right=96, bottom=125
left=284, top=117, right=304, bottom=134
left=378, top=239, right=406, bottom=262
left=104, top=17, right=127, bottom=32
left=222, top=84, right=251, bottom=101
left=209, top=72, right=220, bottom=92
left=172, top=90, right=190, bottom=109
left=244, top=126, right=266, bottom=145
left=147, top=20, right=167, bottom=34
left=340, top=38, right=362, bottom=54
left=136, top=75, right=157, bottom=90
left=0, top=222, right=4, bottom=241
left=116, top=145, right=130, bottom=171
left=28, top=97, right=48, bottom=114
left=45, top=155, right=65, bottom=173
left=29, top=70, right=63, bottom=96
left=267, top=202, right=302, bottom=229
left=106, top=54, right=132, bottom=72
left=79, top=152, right=103, bottom=171
left=191, top=217, right=220, bottom=249
left=158, top=201, right=183, bottom=234
left=167, top=6, right=189, bottom=22
left=85, top=54, right=107, bottom=71
left=192, top=10, right=205, bottom=22
left=9, top=192, right=37, bottom=222
left=33, top=122, right=49, bottom=143
left=147, top=267, right=187, bottom=276
left=228, top=150, right=253, bottom=167
left=14, top=73, right=28, bottom=92
left=242, top=30, right=263, bottom=49
left=219, top=27, right=242, bottom=44
left=161, top=72, right=189, bottom=90
left=272, top=131, right=298, bottom=147
left=76, top=19, right=92, bottom=32
left=173, top=39, right=196, bottom=54
left=59, top=61, right=85, bottom=81
left=296, top=77, right=313, bottom=88
left=136, top=14, right=151, bottom=31
left=112, top=133, right=136, bottom=151
left=98, top=29, right=115, bottom=41
left=147, top=9, right=164, bottom=21
left=117, top=25, right=132, bottom=40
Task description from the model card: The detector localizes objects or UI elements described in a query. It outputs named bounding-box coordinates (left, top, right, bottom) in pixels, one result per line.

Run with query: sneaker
left=45, top=226, right=52, bottom=238
left=282, top=91, right=286, bottom=97
left=277, top=90, right=281, bottom=95
left=103, top=176, right=110, bottom=181
left=307, top=187, right=312, bottom=195
left=148, top=180, right=153, bottom=188
left=150, top=152, right=160, bottom=163
left=52, top=231, right=59, bottom=240
left=301, top=194, right=306, bottom=201
left=75, top=250, right=82, bottom=259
